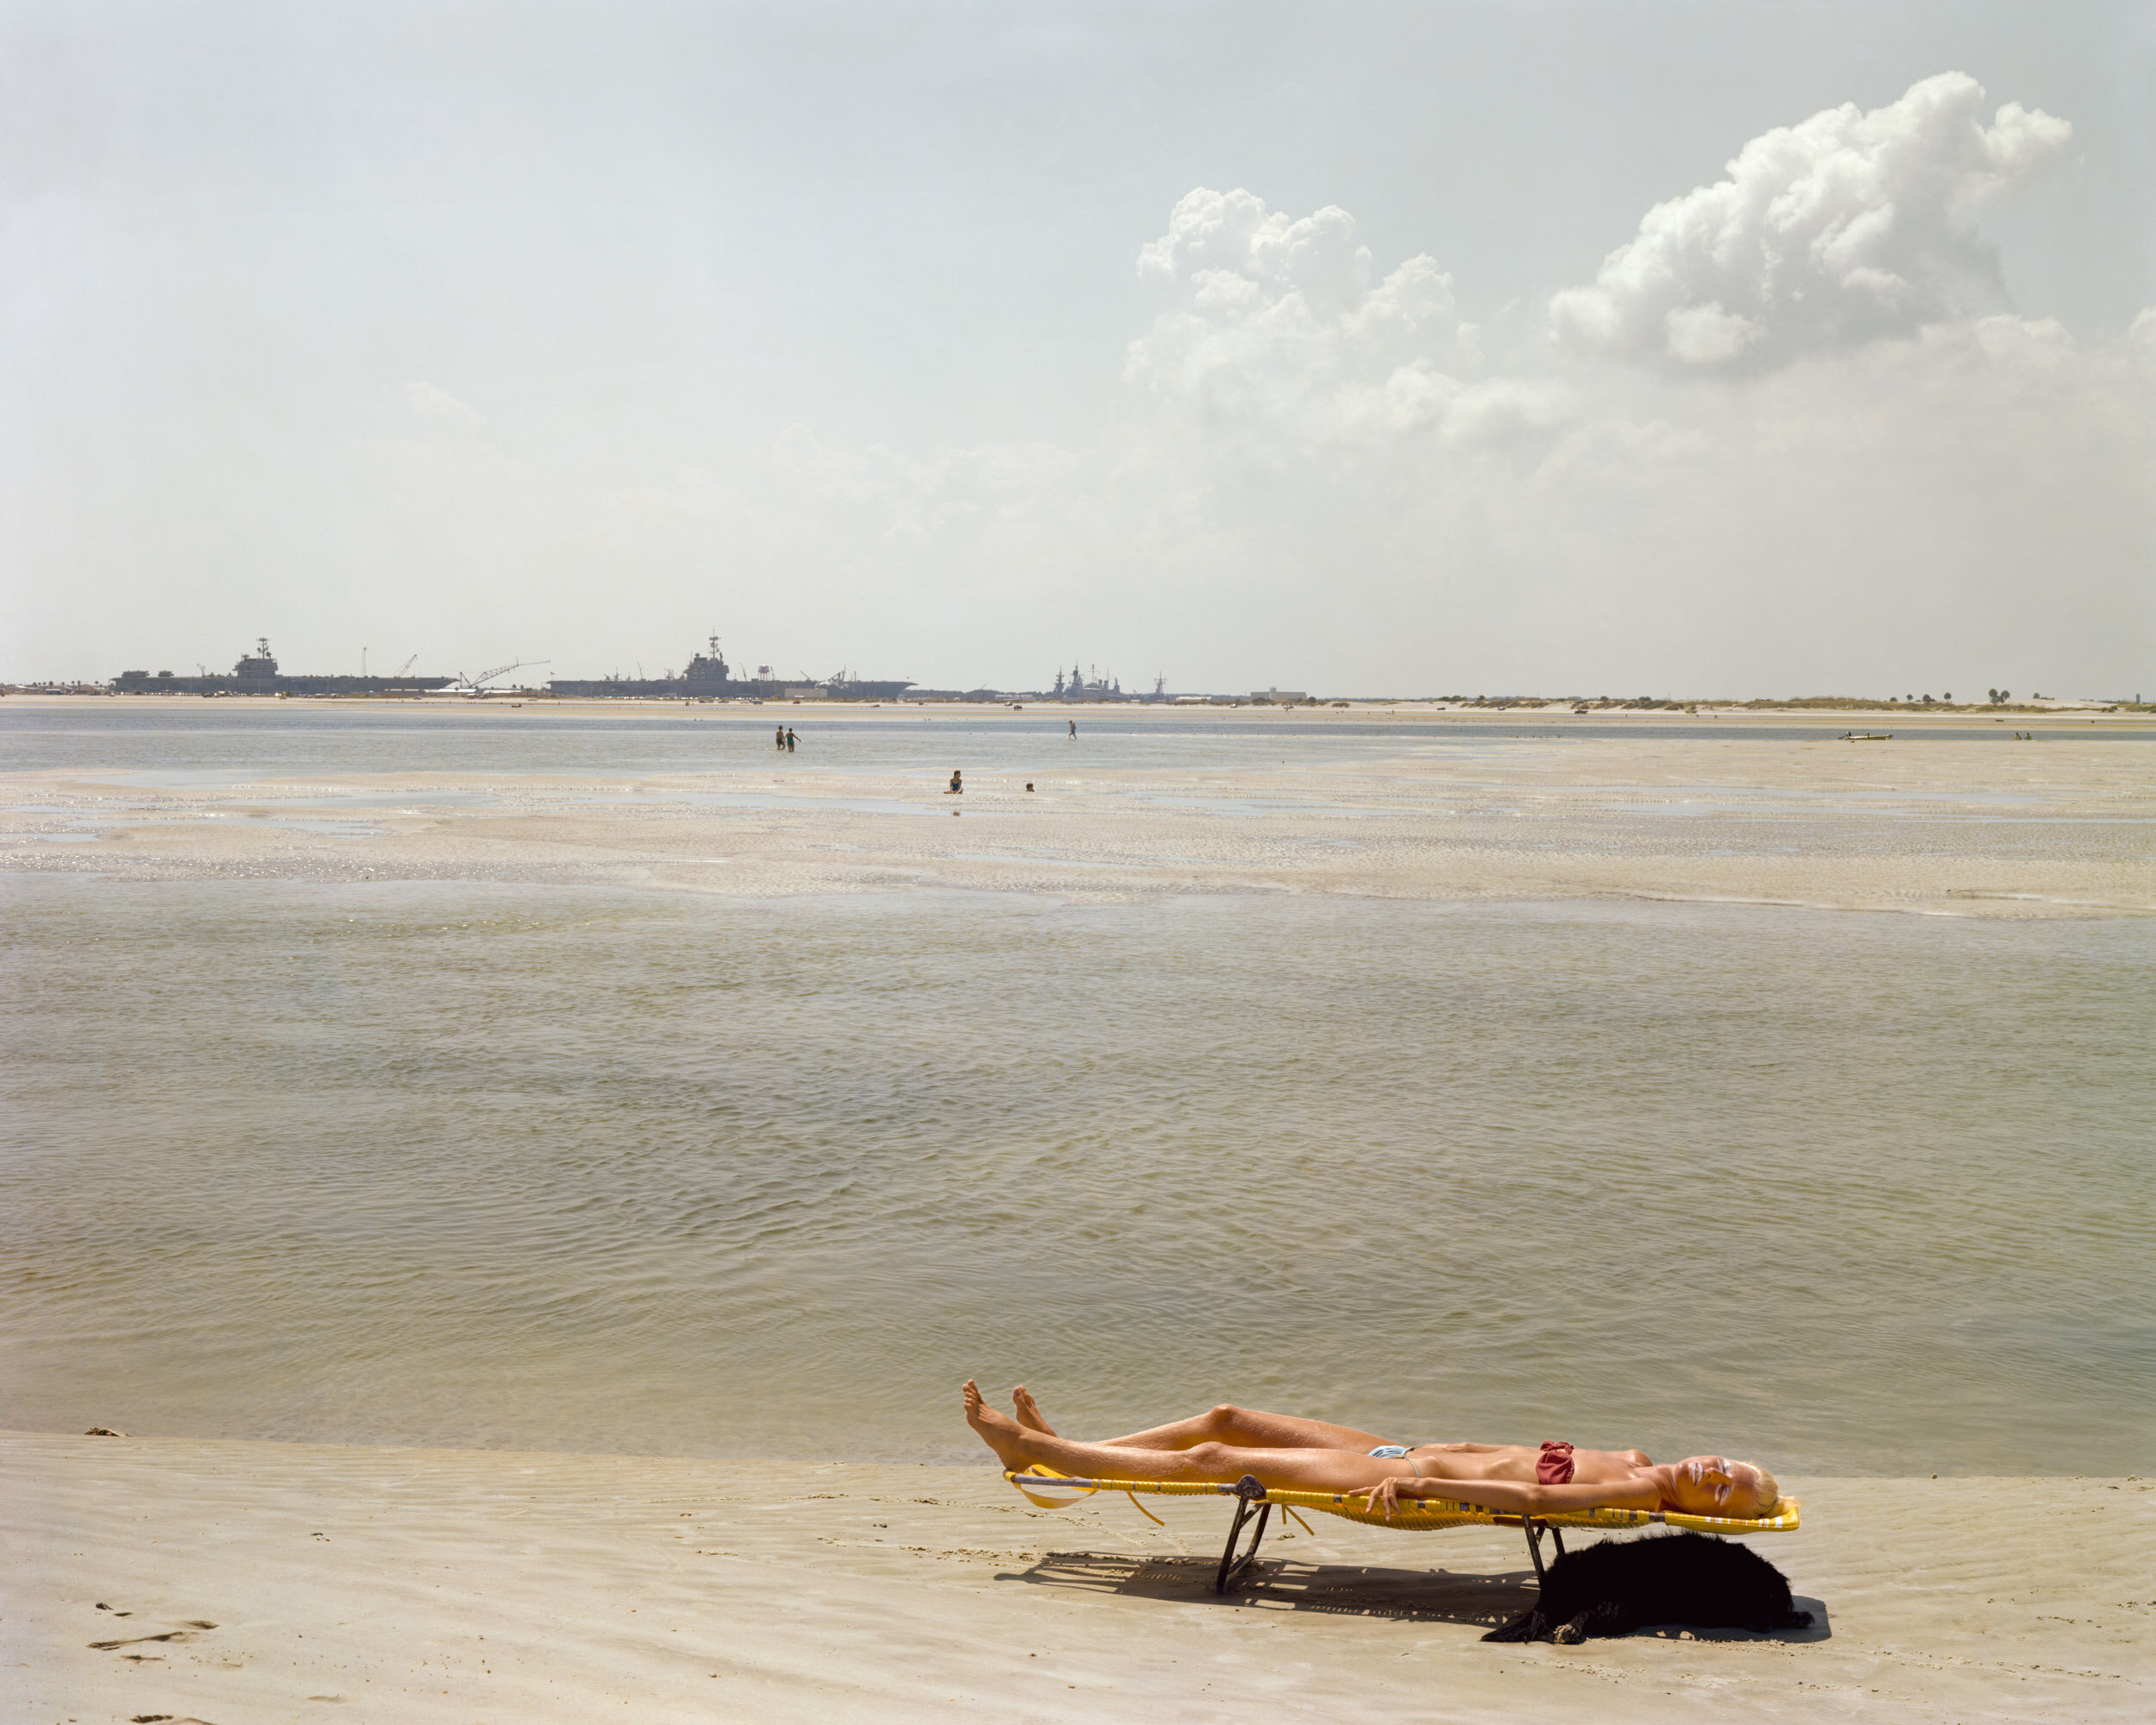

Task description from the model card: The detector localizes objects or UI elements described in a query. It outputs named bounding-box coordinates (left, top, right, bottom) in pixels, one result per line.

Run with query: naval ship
left=548, top=637, right=914, bottom=701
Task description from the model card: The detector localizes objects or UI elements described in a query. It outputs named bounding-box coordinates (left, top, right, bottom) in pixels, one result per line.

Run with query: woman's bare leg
left=1011, top=1386, right=1056, bottom=1435
left=965, top=1382, right=1401, bottom=1491
left=1008, top=1386, right=1387, bottom=1451
left=1098, top=1403, right=1390, bottom=1452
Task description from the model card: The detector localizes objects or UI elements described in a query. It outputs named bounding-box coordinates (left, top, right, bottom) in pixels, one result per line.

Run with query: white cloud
left=692, top=114, right=2143, bottom=692
left=1550, top=73, right=2073, bottom=368
left=1664, top=303, right=1761, bottom=365
left=17, top=63, right=2138, bottom=697
left=1126, top=187, right=1480, bottom=447
left=402, top=379, right=485, bottom=427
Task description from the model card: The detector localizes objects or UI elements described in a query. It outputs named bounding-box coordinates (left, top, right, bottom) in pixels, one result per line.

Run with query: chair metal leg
left=1521, top=1518, right=1569, bottom=1584
left=1214, top=1475, right=1273, bottom=1593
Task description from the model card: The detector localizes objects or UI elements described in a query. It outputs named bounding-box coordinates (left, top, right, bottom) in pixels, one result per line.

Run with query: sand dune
left=4, top=1432, right=2149, bottom=1722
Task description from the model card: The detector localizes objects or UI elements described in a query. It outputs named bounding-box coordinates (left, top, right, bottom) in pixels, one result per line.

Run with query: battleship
left=1051, top=663, right=1147, bottom=702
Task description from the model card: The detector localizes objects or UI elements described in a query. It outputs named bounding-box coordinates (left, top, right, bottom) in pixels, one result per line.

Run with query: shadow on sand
left=1005, top=1552, right=1539, bottom=1626
left=1003, top=1553, right=1835, bottom=1641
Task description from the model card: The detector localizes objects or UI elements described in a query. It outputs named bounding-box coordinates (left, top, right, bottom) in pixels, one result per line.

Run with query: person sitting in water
left=962, top=1382, right=1779, bottom=1520
left=947, top=770, right=964, bottom=794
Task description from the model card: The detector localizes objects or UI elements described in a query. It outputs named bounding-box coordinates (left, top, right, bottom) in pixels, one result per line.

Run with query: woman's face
left=1669, top=1456, right=1769, bottom=1516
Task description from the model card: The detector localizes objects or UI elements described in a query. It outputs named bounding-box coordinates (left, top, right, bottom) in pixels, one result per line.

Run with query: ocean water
left=4, top=872, right=2150, bottom=1476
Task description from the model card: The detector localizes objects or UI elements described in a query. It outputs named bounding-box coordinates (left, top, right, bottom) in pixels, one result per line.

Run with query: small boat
left=1840, top=731, right=1893, bottom=741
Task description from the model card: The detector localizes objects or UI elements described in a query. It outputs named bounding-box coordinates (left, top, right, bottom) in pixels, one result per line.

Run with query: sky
left=3, top=1, right=2152, bottom=696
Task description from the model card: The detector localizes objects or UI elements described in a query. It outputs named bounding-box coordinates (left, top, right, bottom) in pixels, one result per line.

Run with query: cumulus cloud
left=42, top=72, right=2134, bottom=696
left=1550, top=72, right=2073, bottom=368
left=1126, top=187, right=1483, bottom=445
left=707, top=97, right=2140, bottom=692
left=402, top=379, right=485, bottom=426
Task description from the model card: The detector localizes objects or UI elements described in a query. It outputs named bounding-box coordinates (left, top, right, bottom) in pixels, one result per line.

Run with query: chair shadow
left=1002, top=1558, right=1834, bottom=1642
left=1003, top=1551, right=1541, bottom=1627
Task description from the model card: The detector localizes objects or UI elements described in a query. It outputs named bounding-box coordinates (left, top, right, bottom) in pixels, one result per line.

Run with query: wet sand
left=5, top=712, right=2149, bottom=916
left=4, top=1432, right=2149, bottom=1722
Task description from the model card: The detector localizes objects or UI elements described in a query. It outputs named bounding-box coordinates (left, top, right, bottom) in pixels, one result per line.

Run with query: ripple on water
left=1, top=878, right=2150, bottom=1475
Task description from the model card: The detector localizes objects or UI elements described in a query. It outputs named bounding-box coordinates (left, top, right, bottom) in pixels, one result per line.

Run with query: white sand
left=5, top=712, right=2150, bottom=916
left=4, top=1432, right=2149, bottom=1722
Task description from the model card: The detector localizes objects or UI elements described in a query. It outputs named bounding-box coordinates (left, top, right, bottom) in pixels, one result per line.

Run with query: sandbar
left=5, top=721, right=2149, bottom=917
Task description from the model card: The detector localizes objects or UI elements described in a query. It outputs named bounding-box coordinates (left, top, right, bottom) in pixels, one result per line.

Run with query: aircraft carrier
left=548, top=637, right=914, bottom=701
left=112, top=639, right=451, bottom=696
left=104, top=634, right=912, bottom=700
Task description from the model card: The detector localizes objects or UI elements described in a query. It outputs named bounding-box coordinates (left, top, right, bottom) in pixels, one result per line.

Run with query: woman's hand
left=1355, top=1473, right=1415, bottom=1520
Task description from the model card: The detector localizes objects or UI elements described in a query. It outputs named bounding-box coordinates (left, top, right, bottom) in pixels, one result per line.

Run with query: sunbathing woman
left=963, top=1381, right=1780, bottom=1520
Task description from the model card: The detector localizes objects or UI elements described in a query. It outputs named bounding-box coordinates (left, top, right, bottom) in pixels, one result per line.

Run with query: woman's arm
left=1355, top=1472, right=1662, bottom=1520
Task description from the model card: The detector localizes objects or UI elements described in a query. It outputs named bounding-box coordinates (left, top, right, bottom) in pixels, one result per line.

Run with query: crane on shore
left=426, top=658, right=548, bottom=696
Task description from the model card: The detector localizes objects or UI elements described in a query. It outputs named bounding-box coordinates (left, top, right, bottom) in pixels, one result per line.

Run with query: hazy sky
left=4, top=1, right=2151, bottom=695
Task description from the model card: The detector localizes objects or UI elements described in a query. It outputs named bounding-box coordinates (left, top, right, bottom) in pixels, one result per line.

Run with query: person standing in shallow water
left=1069, top=719, right=1077, bottom=739
left=775, top=725, right=786, bottom=751
left=785, top=727, right=797, bottom=752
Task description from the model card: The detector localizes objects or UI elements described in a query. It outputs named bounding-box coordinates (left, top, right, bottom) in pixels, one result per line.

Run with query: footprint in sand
left=89, top=1621, right=217, bottom=1651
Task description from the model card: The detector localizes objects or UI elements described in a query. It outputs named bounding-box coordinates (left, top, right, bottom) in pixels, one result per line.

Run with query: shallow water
left=4, top=701, right=2145, bottom=784
left=3, top=877, right=2149, bottom=1475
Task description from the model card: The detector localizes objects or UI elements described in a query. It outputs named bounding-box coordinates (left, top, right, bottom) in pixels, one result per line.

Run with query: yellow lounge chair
left=1006, top=1467, right=1802, bottom=1593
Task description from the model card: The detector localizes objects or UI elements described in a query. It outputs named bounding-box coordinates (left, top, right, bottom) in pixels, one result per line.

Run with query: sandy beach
left=4, top=1431, right=2150, bottom=1723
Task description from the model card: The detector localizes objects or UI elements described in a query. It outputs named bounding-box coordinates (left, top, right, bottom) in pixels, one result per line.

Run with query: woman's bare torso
left=1404, top=1442, right=1652, bottom=1486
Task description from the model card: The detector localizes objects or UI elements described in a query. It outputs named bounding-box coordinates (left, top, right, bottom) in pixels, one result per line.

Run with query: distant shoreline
left=5, top=690, right=2153, bottom=728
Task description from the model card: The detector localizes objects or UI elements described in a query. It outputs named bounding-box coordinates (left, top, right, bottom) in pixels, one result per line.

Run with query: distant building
left=1251, top=689, right=1309, bottom=703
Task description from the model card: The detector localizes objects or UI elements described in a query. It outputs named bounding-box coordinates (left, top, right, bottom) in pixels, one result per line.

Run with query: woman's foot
left=962, top=1380, right=1031, bottom=1470
left=1012, top=1385, right=1059, bottom=1436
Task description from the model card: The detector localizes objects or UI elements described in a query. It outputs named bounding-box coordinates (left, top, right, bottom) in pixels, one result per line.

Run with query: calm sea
left=3, top=707, right=2152, bottom=1476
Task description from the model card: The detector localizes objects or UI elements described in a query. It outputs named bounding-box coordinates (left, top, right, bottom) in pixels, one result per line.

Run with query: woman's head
left=1668, top=1456, right=1778, bottom=1518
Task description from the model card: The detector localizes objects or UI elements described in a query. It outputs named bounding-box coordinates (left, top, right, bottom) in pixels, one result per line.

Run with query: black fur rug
left=1484, top=1532, right=1814, bottom=1644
